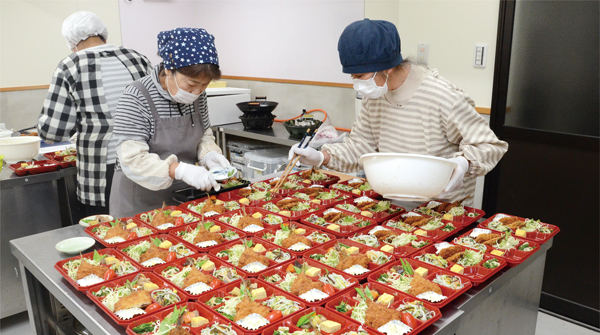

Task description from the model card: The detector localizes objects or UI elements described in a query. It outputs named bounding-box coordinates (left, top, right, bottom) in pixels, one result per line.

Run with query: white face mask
left=167, top=73, right=200, bottom=104
left=352, top=72, right=388, bottom=99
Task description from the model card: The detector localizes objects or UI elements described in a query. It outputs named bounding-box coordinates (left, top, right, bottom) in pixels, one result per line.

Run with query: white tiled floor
left=0, top=310, right=597, bottom=335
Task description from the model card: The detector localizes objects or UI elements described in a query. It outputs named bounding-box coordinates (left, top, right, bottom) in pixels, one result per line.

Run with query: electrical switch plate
left=474, top=43, right=487, bottom=68
left=417, top=43, right=429, bottom=65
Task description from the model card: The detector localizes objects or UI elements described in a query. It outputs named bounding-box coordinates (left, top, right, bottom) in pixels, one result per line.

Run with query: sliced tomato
left=126, top=232, right=138, bottom=241
left=401, top=312, right=418, bottom=329
left=209, top=279, right=222, bottom=289
left=267, top=310, right=282, bottom=323
left=145, top=302, right=161, bottom=313
left=175, top=217, right=185, bottom=226
left=102, top=269, right=116, bottom=281
left=166, top=251, right=177, bottom=263
left=323, top=283, right=336, bottom=296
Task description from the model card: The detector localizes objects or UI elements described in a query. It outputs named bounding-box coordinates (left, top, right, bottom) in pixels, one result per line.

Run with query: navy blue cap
left=338, top=19, right=403, bottom=74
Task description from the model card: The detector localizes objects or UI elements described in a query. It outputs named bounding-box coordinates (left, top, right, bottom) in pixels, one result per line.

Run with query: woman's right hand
left=174, top=162, right=220, bottom=191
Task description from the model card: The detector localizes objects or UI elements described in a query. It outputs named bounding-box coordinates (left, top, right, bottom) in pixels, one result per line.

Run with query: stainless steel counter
left=212, top=122, right=300, bottom=151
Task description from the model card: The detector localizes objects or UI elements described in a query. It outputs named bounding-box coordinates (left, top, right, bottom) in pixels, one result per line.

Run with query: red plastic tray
left=382, top=212, right=460, bottom=241
left=125, top=302, right=241, bottom=335
left=54, top=248, right=141, bottom=292
left=455, top=228, right=541, bottom=267
left=217, top=188, right=282, bottom=207
left=367, top=258, right=473, bottom=309
left=478, top=213, right=560, bottom=244
left=49, top=155, right=77, bottom=168
left=135, top=206, right=202, bottom=233
left=86, top=272, right=188, bottom=326
left=181, top=196, right=243, bottom=217
left=302, top=239, right=395, bottom=281
left=153, top=253, right=246, bottom=300
left=261, top=306, right=372, bottom=335
left=84, top=217, right=157, bottom=248
left=260, top=199, right=323, bottom=220
left=256, top=222, right=336, bottom=257
left=413, top=200, right=485, bottom=227
left=169, top=221, right=247, bottom=252
left=253, top=177, right=307, bottom=196
left=324, top=282, right=442, bottom=335
left=410, top=243, right=507, bottom=285
left=285, top=169, right=342, bottom=187
left=212, top=207, right=290, bottom=236
left=289, top=189, right=352, bottom=207
left=258, top=258, right=360, bottom=307
left=196, top=278, right=306, bottom=335
left=330, top=178, right=382, bottom=199
left=9, top=159, right=59, bottom=176
left=334, top=198, right=405, bottom=224
left=117, top=234, right=197, bottom=271
left=300, top=208, right=378, bottom=238
left=208, top=237, right=298, bottom=277
left=348, top=225, right=435, bottom=259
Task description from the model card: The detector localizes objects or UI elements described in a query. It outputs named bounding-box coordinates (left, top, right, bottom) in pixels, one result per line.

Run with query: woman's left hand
left=204, top=151, right=231, bottom=170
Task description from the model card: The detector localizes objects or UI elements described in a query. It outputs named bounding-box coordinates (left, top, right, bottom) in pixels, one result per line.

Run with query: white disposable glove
left=288, top=144, right=324, bottom=167
left=203, top=151, right=231, bottom=170
left=175, top=162, right=220, bottom=192
left=438, top=156, right=469, bottom=199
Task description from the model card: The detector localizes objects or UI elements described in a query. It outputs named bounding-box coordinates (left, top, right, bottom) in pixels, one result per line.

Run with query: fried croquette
left=281, top=234, right=313, bottom=249
left=105, top=224, right=130, bottom=240
left=290, top=273, right=324, bottom=296
left=404, top=215, right=428, bottom=227
left=150, top=210, right=176, bottom=228
left=269, top=179, right=281, bottom=187
left=324, top=211, right=344, bottom=222
left=409, top=274, right=443, bottom=296
left=114, top=289, right=152, bottom=312
left=238, top=215, right=264, bottom=230
left=439, top=246, right=463, bottom=260
left=182, top=268, right=214, bottom=288
left=276, top=198, right=300, bottom=210
left=237, top=248, right=270, bottom=268
left=364, top=299, right=403, bottom=330
left=348, top=180, right=364, bottom=188
left=139, top=245, right=169, bottom=263
left=238, top=188, right=253, bottom=197
left=303, top=187, right=322, bottom=197
left=446, top=252, right=464, bottom=264
left=201, top=198, right=226, bottom=215
left=373, top=230, right=396, bottom=242
left=357, top=201, right=378, bottom=211
left=337, top=252, right=369, bottom=271
left=475, top=233, right=501, bottom=244
left=193, top=227, right=224, bottom=245
left=234, top=297, right=272, bottom=322
left=76, top=259, right=108, bottom=280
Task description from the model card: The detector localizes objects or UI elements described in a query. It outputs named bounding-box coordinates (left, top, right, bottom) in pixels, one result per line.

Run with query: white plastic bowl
left=0, top=136, right=41, bottom=163
left=359, top=153, right=457, bottom=201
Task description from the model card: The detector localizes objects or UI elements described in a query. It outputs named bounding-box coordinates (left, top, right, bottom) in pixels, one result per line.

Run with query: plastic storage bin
left=243, top=148, right=289, bottom=179
left=227, top=140, right=281, bottom=164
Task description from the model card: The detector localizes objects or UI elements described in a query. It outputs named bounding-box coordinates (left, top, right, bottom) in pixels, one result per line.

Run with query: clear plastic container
left=227, top=140, right=280, bottom=164
left=243, top=148, right=288, bottom=179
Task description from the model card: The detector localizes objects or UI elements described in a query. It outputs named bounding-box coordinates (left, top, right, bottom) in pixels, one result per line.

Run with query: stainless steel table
left=212, top=122, right=299, bottom=152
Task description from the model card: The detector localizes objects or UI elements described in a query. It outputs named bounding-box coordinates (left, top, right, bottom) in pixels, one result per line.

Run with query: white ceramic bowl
left=359, top=153, right=457, bottom=201
left=0, top=136, right=41, bottom=162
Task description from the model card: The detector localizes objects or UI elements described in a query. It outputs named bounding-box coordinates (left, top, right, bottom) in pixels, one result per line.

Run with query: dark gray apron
left=110, top=81, right=204, bottom=218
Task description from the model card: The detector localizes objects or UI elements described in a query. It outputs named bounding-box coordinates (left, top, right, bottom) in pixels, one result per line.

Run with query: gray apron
left=110, top=81, right=204, bottom=218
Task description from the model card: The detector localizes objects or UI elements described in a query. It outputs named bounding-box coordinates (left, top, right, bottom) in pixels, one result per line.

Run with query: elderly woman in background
left=110, top=27, right=230, bottom=218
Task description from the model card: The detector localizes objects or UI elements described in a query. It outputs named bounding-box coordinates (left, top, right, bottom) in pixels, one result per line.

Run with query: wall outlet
left=474, top=43, right=487, bottom=68
left=417, top=43, right=429, bottom=65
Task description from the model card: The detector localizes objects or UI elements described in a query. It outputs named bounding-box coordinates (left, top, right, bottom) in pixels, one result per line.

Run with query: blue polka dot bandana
left=157, top=27, right=219, bottom=70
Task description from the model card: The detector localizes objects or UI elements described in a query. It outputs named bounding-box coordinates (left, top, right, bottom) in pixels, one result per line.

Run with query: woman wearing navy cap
left=291, top=19, right=508, bottom=205
left=110, top=27, right=230, bottom=218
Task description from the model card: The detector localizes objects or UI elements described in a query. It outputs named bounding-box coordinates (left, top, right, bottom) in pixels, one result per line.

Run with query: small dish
left=79, top=215, right=113, bottom=227
left=55, top=237, right=95, bottom=254
left=210, top=166, right=237, bottom=181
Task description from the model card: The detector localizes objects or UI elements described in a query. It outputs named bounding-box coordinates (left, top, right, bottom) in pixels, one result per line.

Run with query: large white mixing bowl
left=0, top=136, right=41, bottom=162
left=359, top=153, right=457, bottom=201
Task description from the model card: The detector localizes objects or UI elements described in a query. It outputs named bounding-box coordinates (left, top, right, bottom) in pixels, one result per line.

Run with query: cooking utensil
left=272, top=129, right=316, bottom=193
left=236, top=96, right=279, bottom=114
left=239, top=113, right=276, bottom=130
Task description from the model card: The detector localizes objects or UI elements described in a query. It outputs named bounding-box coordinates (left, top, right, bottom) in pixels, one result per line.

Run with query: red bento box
left=84, top=217, right=156, bottom=249
left=347, top=225, right=435, bottom=259
left=255, top=222, right=337, bottom=257
left=261, top=306, right=374, bottom=335
left=135, top=206, right=202, bottom=233
left=478, top=213, right=560, bottom=244
left=117, top=234, right=197, bottom=271
left=168, top=220, right=247, bottom=252
left=300, top=208, right=378, bottom=238
left=212, top=207, right=290, bottom=237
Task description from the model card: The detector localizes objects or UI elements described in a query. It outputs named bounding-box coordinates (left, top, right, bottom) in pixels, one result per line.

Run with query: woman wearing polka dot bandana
left=110, top=27, right=230, bottom=218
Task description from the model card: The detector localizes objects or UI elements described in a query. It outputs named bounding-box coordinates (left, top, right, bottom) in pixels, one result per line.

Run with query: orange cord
left=274, top=109, right=351, bottom=132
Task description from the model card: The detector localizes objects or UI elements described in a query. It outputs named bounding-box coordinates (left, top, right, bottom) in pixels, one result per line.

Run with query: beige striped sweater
left=322, top=65, right=508, bottom=205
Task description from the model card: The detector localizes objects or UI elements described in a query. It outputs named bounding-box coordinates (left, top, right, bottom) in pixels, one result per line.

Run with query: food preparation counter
left=212, top=122, right=304, bottom=151
left=10, top=172, right=552, bottom=335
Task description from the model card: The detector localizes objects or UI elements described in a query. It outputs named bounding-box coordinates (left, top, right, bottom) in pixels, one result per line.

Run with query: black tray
left=172, top=179, right=251, bottom=204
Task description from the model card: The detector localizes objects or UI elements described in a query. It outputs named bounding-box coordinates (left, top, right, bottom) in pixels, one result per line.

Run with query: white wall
left=366, top=0, right=500, bottom=108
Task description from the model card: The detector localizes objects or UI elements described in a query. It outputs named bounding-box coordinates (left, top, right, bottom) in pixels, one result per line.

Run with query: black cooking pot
left=236, top=96, right=278, bottom=114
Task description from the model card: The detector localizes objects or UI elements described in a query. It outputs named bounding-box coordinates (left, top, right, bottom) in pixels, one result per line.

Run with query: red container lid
left=329, top=178, right=382, bottom=200
left=153, top=253, right=246, bottom=300
left=125, top=302, right=242, bottom=335
left=180, top=195, right=243, bottom=217
left=477, top=213, right=560, bottom=244
left=195, top=277, right=307, bottom=335
left=455, top=227, right=541, bottom=267
left=54, top=248, right=141, bottom=292
left=334, top=198, right=405, bottom=224
left=410, top=242, right=507, bottom=285
left=382, top=211, right=461, bottom=241
left=301, top=239, right=395, bottom=281
left=324, top=282, right=442, bottom=335
left=413, top=200, right=485, bottom=227
left=9, top=159, right=59, bottom=176
left=347, top=225, right=435, bottom=259
left=135, top=206, right=202, bottom=233
left=117, top=234, right=197, bottom=271
left=260, top=199, right=323, bottom=220
left=288, top=189, right=351, bottom=207
left=217, top=188, right=282, bottom=207
left=212, top=207, right=290, bottom=237
left=168, top=220, right=246, bottom=252
left=86, top=272, right=188, bottom=326
left=367, top=258, right=472, bottom=309
left=257, top=258, right=360, bottom=308
left=84, top=217, right=157, bottom=249
left=255, top=221, right=337, bottom=257
left=300, top=208, right=378, bottom=238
